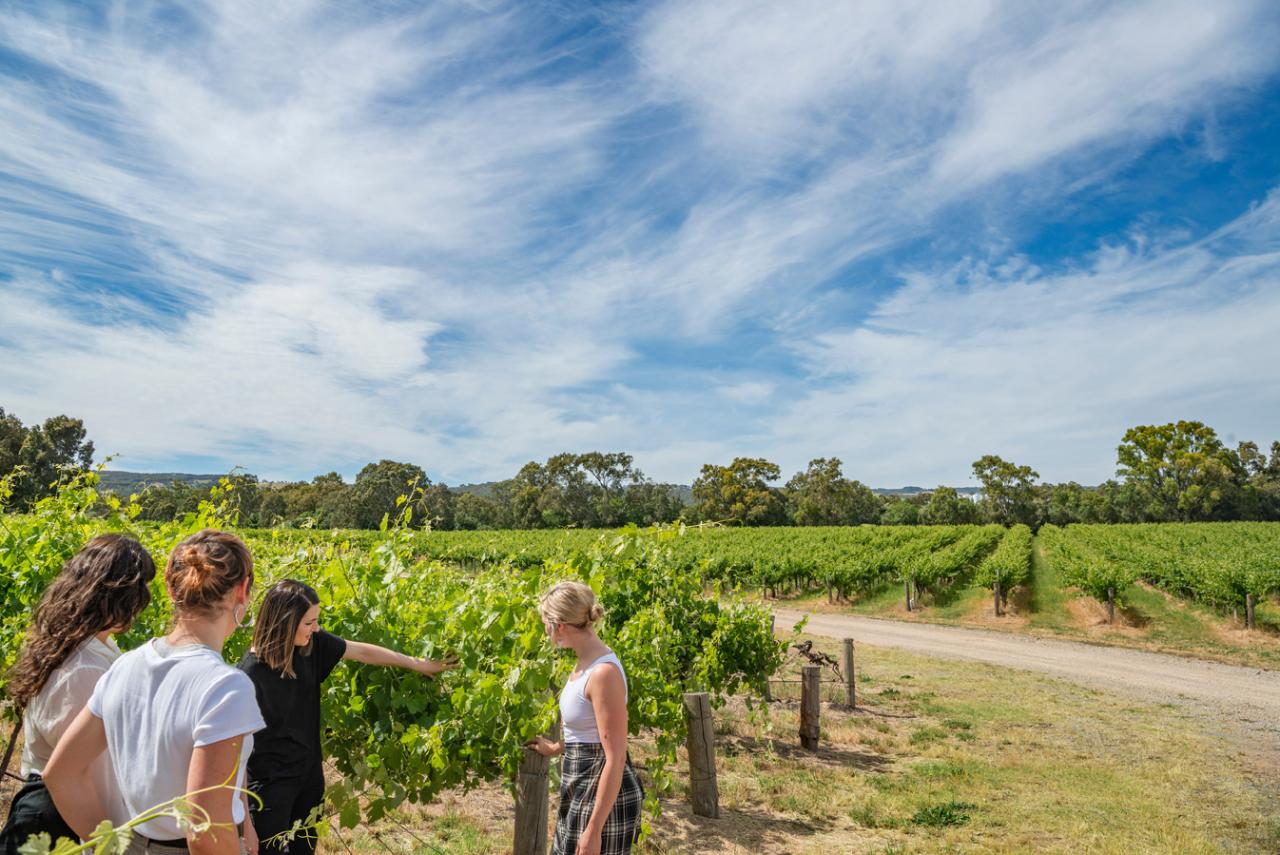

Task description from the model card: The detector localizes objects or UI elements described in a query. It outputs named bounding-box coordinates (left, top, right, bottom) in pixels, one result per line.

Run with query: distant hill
left=98, top=470, right=225, bottom=494
left=451, top=481, right=500, bottom=498
left=874, top=486, right=982, bottom=496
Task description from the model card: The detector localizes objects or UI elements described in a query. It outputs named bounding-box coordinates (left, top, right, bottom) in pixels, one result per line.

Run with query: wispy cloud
left=1, top=1, right=1278, bottom=484
left=775, top=191, right=1280, bottom=485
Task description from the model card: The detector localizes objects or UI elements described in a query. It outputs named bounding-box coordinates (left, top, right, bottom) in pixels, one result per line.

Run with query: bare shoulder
left=586, top=660, right=626, bottom=699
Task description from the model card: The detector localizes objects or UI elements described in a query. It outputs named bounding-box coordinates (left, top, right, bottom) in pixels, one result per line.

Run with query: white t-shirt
left=21, top=636, right=129, bottom=826
left=88, top=639, right=265, bottom=840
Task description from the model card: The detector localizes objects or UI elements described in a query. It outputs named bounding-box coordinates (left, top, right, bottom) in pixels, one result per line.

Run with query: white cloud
left=638, top=0, right=993, bottom=157
left=773, top=194, right=1280, bottom=486
left=720, top=381, right=775, bottom=406
left=931, top=0, right=1279, bottom=189
left=1, top=1, right=1278, bottom=486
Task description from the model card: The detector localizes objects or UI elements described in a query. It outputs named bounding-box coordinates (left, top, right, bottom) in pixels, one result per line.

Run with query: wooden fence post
left=514, top=726, right=553, bottom=855
left=1106, top=587, right=1116, bottom=624
left=1246, top=593, right=1256, bottom=630
left=799, top=665, right=821, bottom=751
left=842, top=638, right=856, bottom=708
left=683, top=692, right=720, bottom=818
left=993, top=579, right=1003, bottom=616
left=765, top=615, right=778, bottom=702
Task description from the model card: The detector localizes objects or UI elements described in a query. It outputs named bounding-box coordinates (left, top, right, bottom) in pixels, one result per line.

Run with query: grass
left=317, top=636, right=1279, bottom=855
left=1026, top=537, right=1076, bottom=633
left=910, top=800, right=974, bottom=827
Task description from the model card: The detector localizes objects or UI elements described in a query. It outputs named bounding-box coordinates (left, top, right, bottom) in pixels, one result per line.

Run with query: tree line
left=1, top=406, right=1277, bottom=529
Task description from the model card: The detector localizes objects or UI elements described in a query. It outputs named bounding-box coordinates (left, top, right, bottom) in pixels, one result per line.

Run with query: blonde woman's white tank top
left=559, top=651, right=627, bottom=744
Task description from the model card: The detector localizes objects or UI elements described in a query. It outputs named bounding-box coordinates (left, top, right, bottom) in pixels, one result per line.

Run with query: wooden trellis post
left=800, top=665, right=821, bottom=751
left=683, top=692, right=720, bottom=818
left=842, top=638, right=856, bottom=708
left=764, top=614, right=776, bottom=702
left=514, top=725, right=554, bottom=855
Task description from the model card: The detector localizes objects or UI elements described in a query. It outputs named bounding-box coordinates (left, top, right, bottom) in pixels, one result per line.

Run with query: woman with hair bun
left=529, top=581, right=643, bottom=855
left=45, top=529, right=265, bottom=855
left=0, top=535, right=155, bottom=855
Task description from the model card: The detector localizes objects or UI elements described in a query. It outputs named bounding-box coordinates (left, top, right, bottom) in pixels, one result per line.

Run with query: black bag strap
left=2, top=710, right=24, bottom=782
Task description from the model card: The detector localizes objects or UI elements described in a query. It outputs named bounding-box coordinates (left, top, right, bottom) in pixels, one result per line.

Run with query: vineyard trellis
left=0, top=472, right=786, bottom=843
left=3, top=472, right=1279, bottom=850
left=1041, top=522, right=1280, bottom=628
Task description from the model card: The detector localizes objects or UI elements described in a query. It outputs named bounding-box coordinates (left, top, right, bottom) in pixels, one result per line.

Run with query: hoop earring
left=233, top=603, right=248, bottom=628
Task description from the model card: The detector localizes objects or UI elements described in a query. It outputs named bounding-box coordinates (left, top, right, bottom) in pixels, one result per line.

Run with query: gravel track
left=774, top=608, right=1280, bottom=744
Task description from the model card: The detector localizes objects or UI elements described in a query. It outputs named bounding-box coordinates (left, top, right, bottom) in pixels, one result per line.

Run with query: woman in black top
left=238, top=580, right=454, bottom=854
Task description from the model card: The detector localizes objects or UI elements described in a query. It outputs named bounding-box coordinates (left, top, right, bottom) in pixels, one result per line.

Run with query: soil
left=961, top=591, right=1030, bottom=630
left=1064, top=596, right=1146, bottom=635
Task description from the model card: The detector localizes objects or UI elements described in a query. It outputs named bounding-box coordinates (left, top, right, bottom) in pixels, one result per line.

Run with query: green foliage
left=1, top=476, right=783, bottom=834
left=911, top=800, right=975, bottom=827
left=920, top=486, right=979, bottom=525
left=689, top=457, right=788, bottom=525
left=265, top=522, right=784, bottom=824
left=880, top=499, right=921, bottom=526
left=0, top=408, right=95, bottom=511
left=900, top=526, right=1004, bottom=600
left=784, top=458, right=882, bottom=526
left=972, top=454, right=1040, bottom=527
left=1045, top=522, right=1280, bottom=614
left=1117, top=421, right=1240, bottom=521
left=973, top=524, right=1033, bottom=593
left=1038, top=524, right=1136, bottom=603
left=350, top=460, right=431, bottom=530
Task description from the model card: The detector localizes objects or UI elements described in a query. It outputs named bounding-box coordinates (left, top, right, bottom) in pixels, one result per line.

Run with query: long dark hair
left=252, top=580, right=320, bottom=678
left=7, top=534, right=156, bottom=707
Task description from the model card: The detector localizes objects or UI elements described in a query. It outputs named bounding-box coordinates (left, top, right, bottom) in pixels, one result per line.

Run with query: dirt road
left=775, top=608, right=1280, bottom=733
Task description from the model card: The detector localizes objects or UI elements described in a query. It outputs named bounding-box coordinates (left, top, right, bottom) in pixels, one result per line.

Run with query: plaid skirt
left=552, top=743, right=644, bottom=855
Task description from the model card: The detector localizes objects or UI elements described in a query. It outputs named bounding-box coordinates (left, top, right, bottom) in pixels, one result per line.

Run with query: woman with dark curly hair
left=0, top=534, right=156, bottom=855
left=46, top=529, right=265, bottom=855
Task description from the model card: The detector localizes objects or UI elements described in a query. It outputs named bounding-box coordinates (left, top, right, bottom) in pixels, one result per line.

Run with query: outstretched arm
left=342, top=640, right=454, bottom=677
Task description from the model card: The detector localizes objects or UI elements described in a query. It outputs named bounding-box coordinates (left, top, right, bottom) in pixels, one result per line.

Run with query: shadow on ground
left=641, top=802, right=831, bottom=855
left=718, top=732, right=891, bottom=771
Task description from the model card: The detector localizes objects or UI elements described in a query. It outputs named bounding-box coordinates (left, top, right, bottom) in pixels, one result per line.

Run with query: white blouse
left=21, top=635, right=129, bottom=825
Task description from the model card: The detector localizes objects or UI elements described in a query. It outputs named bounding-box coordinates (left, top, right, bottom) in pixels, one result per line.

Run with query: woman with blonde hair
left=528, top=582, right=642, bottom=855
left=45, top=529, right=265, bottom=855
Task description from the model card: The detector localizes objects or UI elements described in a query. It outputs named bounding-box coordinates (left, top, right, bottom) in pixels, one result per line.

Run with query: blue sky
left=2, top=0, right=1279, bottom=487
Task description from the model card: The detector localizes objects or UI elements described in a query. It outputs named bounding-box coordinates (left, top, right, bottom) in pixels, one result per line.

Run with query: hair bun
left=183, top=547, right=211, bottom=578
left=165, top=530, right=253, bottom=617
left=589, top=603, right=605, bottom=622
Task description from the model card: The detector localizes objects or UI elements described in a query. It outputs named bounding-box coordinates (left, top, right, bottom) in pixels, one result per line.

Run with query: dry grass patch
left=327, top=637, right=1280, bottom=854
